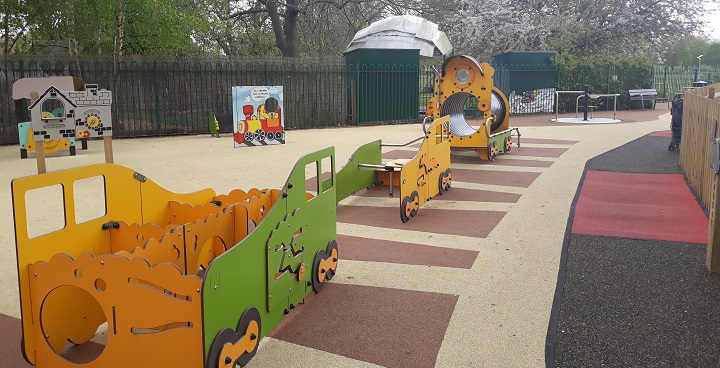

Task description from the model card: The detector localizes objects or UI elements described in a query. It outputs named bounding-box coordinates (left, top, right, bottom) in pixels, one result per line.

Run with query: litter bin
left=693, top=81, right=709, bottom=87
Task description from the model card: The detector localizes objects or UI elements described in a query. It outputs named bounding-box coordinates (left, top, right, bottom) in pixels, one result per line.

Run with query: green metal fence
left=653, top=65, right=720, bottom=101
left=1, top=56, right=706, bottom=145
left=0, top=57, right=349, bottom=144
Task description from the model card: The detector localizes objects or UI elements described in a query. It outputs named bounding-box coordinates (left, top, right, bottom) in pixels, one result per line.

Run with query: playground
left=2, top=102, right=707, bottom=367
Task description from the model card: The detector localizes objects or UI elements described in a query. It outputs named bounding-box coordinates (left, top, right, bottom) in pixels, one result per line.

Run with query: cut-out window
left=74, top=176, right=107, bottom=224
left=264, top=97, right=279, bottom=114
left=25, top=184, right=65, bottom=238
left=320, top=156, right=333, bottom=193
left=305, top=162, right=318, bottom=200
left=41, top=98, right=65, bottom=117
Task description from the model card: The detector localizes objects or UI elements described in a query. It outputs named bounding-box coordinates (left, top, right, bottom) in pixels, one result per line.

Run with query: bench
left=629, top=89, right=668, bottom=110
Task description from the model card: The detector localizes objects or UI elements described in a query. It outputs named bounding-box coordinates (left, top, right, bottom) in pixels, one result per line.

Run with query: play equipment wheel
left=207, top=307, right=261, bottom=368
left=438, top=168, right=452, bottom=194
left=275, top=131, right=284, bottom=140
left=267, top=132, right=275, bottom=141
left=439, top=172, right=448, bottom=195
left=244, top=131, right=254, bottom=142
left=254, top=129, right=266, bottom=141
left=490, top=141, right=498, bottom=160
left=312, top=240, right=339, bottom=293
left=400, top=190, right=420, bottom=223
left=505, top=137, right=512, bottom=152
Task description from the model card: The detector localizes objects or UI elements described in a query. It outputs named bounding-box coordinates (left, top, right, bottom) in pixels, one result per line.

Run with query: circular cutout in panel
left=40, top=285, right=107, bottom=363
left=453, top=66, right=475, bottom=89
left=94, top=278, right=107, bottom=292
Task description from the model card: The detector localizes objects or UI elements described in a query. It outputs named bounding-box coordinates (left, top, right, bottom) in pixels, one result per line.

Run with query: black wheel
left=207, top=307, right=261, bottom=368
left=244, top=131, right=254, bottom=142
left=400, top=190, right=420, bottom=223
left=312, top=240, right=338, bottom=292
left=267, top=132, right=275, bottom=141
left=438, top=171, right=447, bottom=195
left=275, top=131, right=284, bottom=140
left=254, top=129, right=266, bottom=141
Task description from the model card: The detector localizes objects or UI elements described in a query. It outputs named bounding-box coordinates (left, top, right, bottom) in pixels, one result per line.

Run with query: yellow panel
left=398, top=116, right=451, bottom=221
left=439, top=56, right=497, bottom=150
left=28, top=253, right=204, bottom=368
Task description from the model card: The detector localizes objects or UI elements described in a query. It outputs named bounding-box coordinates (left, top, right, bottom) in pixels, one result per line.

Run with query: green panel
left=492, top=51, right=556, bottom=66
left=490, top=131, right=511, bottom=153
left=346, top=49, right=420, bottom=123
left=492, top=52, right=557, bottom=96
left=335, top=140, right=382, bottom=203
left=201, top=147, right=337, bottom=362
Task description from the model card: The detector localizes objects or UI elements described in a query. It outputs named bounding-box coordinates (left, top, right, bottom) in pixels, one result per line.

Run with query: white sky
left=703, top=1, right=720, bottom=40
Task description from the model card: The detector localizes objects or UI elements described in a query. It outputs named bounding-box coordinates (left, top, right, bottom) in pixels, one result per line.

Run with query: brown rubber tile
left=0, top=313, right=105, bottom=367
left=353, top=185, right=520, bottom=203
left=0, top=314, right=31, bottom=367
left=337, top=234, right=479, bottom=268
left=452, top=169, right=540, bottom=188
left=337, top=205, right=505, bottom=238
left=383, top=149, right=555, bottom=168
left=269, top=283, right=459, bottom=368
left=519, top=138, right=578, bottom=145
left=382, top=149, right=417, bottom=160
left=510, top=146, right=568, bottom=158
left=449, top=153, right=554, bottom=167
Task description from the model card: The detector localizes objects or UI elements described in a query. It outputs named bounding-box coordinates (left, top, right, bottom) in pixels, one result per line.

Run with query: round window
left=455, top=69, right=471, bottom=85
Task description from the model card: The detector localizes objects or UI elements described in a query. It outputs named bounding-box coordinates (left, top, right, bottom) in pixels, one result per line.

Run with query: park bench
left=628, top=89, right=668, bottom=110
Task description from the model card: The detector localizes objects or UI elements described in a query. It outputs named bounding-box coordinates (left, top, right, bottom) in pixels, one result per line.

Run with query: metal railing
left=0, top=55, right=679, bottom=144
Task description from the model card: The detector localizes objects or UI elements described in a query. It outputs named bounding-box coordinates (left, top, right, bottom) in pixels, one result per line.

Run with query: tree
left=432, top=0, right=707, bottom=60
left=2, top=0, right=211, bottom=56
left=222, top=0, right=408, bottom=57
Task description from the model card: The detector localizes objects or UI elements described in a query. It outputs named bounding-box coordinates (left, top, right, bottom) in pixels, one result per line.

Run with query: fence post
left=154, top=61, right=161, bottom=135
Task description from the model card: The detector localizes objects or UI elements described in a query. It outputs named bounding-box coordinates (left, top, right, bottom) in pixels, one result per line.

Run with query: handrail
left=422, top=116, right=433, bottom=134
left=484, top=116, right=494, bottom=138
left=381, top=135, right=425, bottom=147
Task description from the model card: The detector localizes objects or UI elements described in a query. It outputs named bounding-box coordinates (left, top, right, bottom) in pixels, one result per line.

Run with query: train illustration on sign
left=233, top=103, right=285, bottom=145
left=232, top=86, right=285, bottom=147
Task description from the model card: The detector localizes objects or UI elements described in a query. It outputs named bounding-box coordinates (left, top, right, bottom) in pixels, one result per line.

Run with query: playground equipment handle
left=484, top=116, right=494, bottom=137
left=422, top=116, right=434, bottom=134
left=381, top=135, right=425, bottom=147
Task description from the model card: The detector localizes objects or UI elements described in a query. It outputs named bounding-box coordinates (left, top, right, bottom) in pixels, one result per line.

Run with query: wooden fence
left=679, top=83, right=720, bottom=208
left=679, top=83, right=720, bottom=271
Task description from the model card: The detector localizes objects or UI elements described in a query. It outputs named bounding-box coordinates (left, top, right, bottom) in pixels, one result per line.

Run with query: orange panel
left=168, top=201, right=225, bottom=225
left=28, top=253, right=204, bottom=368
left=113, top=228, right=186, bottom=272
left=109, top=222, right=180, bottom=253
left=184, top=208, right=237, bottom=275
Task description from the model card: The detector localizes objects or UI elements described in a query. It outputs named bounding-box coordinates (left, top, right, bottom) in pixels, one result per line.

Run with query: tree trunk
left=114, top=0, right=126, bottom=59
left=2, top=0, right=10, bottom=54
left=283, top=0, right=300, bottom=57
left=266, top=0, right=288, bottom=55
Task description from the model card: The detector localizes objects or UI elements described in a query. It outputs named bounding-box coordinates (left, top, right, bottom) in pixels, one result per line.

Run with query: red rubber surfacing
left=572, top=170, right=708, bottom=244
